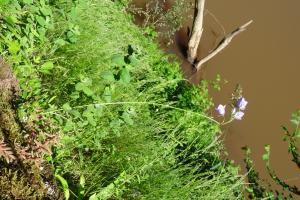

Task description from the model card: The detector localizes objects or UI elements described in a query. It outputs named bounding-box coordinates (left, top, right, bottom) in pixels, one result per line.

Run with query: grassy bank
left=1, top=0, right=242, bottom=199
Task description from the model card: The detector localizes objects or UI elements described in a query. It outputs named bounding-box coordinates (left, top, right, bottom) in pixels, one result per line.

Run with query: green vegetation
left=0, top=0, right=243, bottom=199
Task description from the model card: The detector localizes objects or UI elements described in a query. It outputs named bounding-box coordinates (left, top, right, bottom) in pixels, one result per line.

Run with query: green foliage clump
left=45, top=0, right=242, bottom=199
left=1, top=0, right=243, bottom=199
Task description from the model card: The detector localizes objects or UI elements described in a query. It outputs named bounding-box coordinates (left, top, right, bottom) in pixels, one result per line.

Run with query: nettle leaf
left=64, top=119, right=75, bottom=131
left=111, top=54, right=126, bottom=66
left=122, top=111, right=134, bottom=125
left=40, top=61, right=54, bottom=74
left=109, top=119, right=124, bottom=132
left=36, top=15, right=47, bottom=26
left=120, top=67, right=131, bottom=84
left=82, top=87, right=94, bottom=97
left=101, top=71, right=115, bottom=81
left=77, top=121, right=89, bottom=128
left=75, top=82, right=85, bottom=91
left=75, top=81, right=94, bottom=97
left=40, top=6, right=52, bottom=16
left=62, top=103, right=72, bottom=111
left=70, top=109, right=81, bottom=119
left=4, top=15, right=20, bottom=25
left=54, top=38, right=67, bottom=47
left=128, top=55, right=139, bottom=66
left=89, top=194, right=98, bottom=200
left=95, top=183, right=115, bottom=200
left=87, top=115, right=96, bottom=126
left=8, top=40, right=21, bottom=55
left=83, top=108, right=97, bottom=127
left=70, top=91, right=80, bottom=100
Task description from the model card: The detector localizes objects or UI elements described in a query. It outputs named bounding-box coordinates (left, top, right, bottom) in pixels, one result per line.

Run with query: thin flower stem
left=41, top=101, right=220, bottom=124
left=221, top=118, right=234, bottom=126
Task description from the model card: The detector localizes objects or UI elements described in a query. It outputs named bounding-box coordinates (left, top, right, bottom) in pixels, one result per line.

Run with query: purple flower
left=233, top=111, right=245, bottom=120
left=237, top=97, right=248, bottom=110
left=215, top=104, right=226, bottom=116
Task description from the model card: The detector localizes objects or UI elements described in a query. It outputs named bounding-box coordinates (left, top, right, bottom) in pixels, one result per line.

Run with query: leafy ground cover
left=0, top=0, right=243, bottom=199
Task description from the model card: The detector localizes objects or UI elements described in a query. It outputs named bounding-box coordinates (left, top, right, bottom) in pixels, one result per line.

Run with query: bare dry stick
left=187, top=0, right=205, bottom=64
left=195, top=20, right=253, bottom=71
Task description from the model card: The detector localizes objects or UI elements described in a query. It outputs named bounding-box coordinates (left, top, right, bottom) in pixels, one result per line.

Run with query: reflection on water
left=130, top=0, right=300, bottom=196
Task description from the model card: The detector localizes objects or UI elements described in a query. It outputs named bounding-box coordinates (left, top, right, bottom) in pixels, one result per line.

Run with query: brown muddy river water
left=130, top=0, right=300, bottom=196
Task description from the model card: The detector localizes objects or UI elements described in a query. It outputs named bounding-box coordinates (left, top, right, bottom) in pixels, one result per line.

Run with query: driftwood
left=187, top=0, right=205, bottom=63
left=195, top=20, right=253, bottom=71
left=187, top=0, right=253, bottom=71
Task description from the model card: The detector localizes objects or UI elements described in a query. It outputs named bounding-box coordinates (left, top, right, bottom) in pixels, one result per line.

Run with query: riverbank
left=0, top=0, right=242, bottom=199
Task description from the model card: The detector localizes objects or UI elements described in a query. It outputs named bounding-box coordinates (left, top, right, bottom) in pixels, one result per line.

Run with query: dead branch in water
left=187, top=0, right=253, bottom=71
left=194, top=20, right=253, bottom=71
left=187, top=0, right=205, bottom=63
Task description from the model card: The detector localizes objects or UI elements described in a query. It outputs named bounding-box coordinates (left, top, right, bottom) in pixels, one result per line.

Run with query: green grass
left=1, top=0, right=243, bottom=199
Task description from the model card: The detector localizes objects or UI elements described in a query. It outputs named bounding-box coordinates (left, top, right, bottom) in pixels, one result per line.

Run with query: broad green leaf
left=70, top=110, right=81, bottom=119
left=122, top=111, right=134, bottom=125
left=55, top=38, right=67, bottom=46
left=87, top=115, right=96, bottom=126
left=77, top=121, right=89, bottom=128
left=40, top=61, right=54, bottom=74
left=75, top=82, right=85, bottom=91
left=55, top=174, right=70, bottom=200
left=4, top=16, right=20, bottom=25
left=111, top=54, right=126, bottom=66
left=89, top=194, right=98, bottom=200
left=40, top=6, right=52, bottom=16
left=128, top=55, right=139, bottom=66
left=64, top=120, right=75, bottom=131
left=80, top=175, right=85, bottom=189
left=8, top=41, right=21, bottom=55
left=262, top=153, right=269, bottom=161
left=62, top=103, right=72, bottom=111
left=36, top=16, right=47, bottom=26
left=101, top=71, right=115, bottom=81
left=70, top=92, right=80, bottom=100
left=96, top=183, right=115, bottom=200
left=120, top=67, right=131, bottom=84
left=83, top=87, right=94, bottom=97
left=78, top=175, right=85, bottom=200
left=83, top=110, right=97, bottom=126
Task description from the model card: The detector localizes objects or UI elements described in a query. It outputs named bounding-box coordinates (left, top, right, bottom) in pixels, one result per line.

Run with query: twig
left=187, top=0, right=205, bottom=63
left=195, top=20, right=253, bottom=71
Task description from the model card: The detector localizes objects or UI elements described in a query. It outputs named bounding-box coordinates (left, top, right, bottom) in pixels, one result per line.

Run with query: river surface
left=130, top=0, right=300, bottom=197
